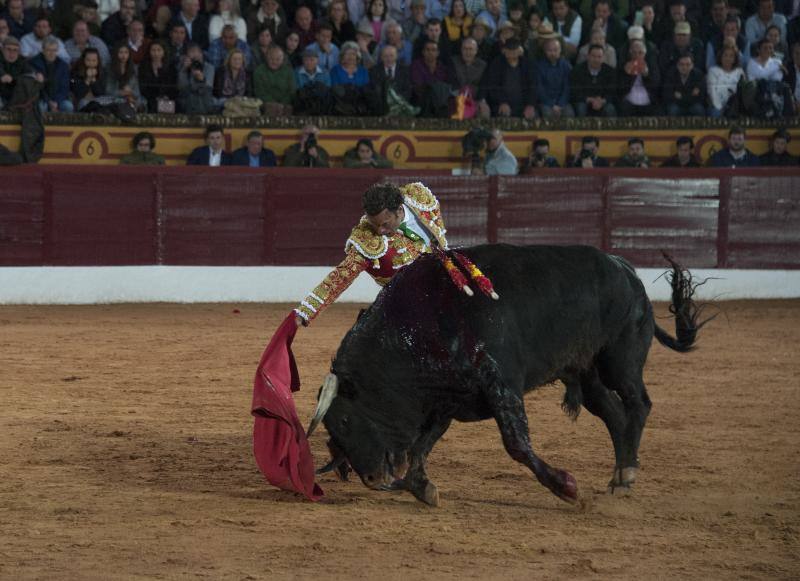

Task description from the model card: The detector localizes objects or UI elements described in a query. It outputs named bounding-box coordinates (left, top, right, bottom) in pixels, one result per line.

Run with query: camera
left=579, top=148, right=593, bottom=160
left=462, top=127, right=493, bottom=169
left=190, top=60, right=204, bottom=71
left=304, top=133, right=317, bottom=152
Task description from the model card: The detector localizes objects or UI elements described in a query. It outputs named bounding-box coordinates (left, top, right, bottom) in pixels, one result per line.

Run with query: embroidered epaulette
left=345, top=220, right=389, bottom=259
left=401, top=182, right=438, bottom=212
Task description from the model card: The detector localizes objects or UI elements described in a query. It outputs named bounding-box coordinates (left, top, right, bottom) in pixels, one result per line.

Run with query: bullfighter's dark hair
left=363, top=182, right=403, bottom=216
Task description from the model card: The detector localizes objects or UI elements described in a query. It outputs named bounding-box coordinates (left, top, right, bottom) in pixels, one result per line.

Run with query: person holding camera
left=615, top=137, right=651, bottom=168
left=178, top=42, right=217, bottom=113
left=520, top=138, right=559, bottom=173
left=571, top=135, right=609, bottom=168
left=283, top=124, right=330, bottom=167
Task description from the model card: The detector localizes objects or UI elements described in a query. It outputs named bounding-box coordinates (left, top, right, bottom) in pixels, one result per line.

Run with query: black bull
left=309, top=244, right=709, bottom=506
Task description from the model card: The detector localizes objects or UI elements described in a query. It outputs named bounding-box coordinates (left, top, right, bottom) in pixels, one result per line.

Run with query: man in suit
left=187, top=125, right=232, bottom=166
left=369, top=44, right=413, bottom=114
left=231, top=130, right=278, bottom=167
left=171, top=0, right=210, bottom=50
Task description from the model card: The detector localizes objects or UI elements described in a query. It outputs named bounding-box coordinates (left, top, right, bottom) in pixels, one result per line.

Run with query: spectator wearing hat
left=543, top=0, right=581, bottom=60
left=377, top=21, right=413, bottom=66
left=231, top=130, right=277, bottom=167
left=571, top=42, right=617, bottom=117
left=708, top=126, right=761, bottom=168
left=662, top=51, right=706, bottom=116
left=476, top=0, right=508, bottom=39
left=580, top=0, right=626, bottom=50
left=618, top=39, right=662, bottom=116
left=661, top=136, right=701, bottom=167
left=306, top=23, right=340, bottom=73
left=615, top=137, right=651, bottom=168
left=487, top=19, right=518, bottom=62
left=659, top=21, right=706, bottom=74
left=535, top=36, right=574, bottom=119
left=760, top=129, right=797, bottom=165
left=478, top=37, right=536, bottom=119
left=120, top=132, right=166, bottom=165
left=354, top=21, right=378, bottom=68
left=331, top=40, right=370, bottom=86
left=296, top=46, right=332, bottom=87
left=619, top=24, right=658, bottom=66
left=405, top=0, right=429, bottom=45
left=529, top=21, right=565, bottom=60
left=470, top=16, right=495, bottom=62
left=746, top=0, right=787, bottom=46
left=0, top=36, right=28, bottom=109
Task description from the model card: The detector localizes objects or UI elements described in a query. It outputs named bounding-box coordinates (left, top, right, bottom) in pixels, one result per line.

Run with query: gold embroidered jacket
left=294, top=182, right=448, bottom=324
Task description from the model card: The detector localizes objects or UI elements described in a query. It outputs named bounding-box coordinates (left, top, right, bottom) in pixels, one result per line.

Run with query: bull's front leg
left=483, top=378, right=579, bottom=504
left=388, top=418, right=451, bottom=507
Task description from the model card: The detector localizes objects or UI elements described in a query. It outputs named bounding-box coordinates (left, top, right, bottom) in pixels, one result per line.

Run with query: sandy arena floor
left=1, top=300, right=798, bottom=580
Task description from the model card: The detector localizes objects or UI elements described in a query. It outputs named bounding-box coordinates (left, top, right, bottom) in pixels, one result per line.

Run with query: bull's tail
left=653, top=253, right=716, bottom=353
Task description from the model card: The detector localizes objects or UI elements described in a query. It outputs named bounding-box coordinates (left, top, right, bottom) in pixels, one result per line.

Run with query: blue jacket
left=708, top=148, right=761, bottom=168
left=535, top=57, right=571, bottom=107
left=28, top=54, right=70, bottom=102
left=186, top=145, right=233, bottom=166
left=231, top=146, right=277, bottom=167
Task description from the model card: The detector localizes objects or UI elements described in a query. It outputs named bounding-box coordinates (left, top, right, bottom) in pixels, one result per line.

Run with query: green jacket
left=283, top=143, right=330, bottom=167
left=253, top=63, right=296, bottom=105
left=342, top=147, right=393, bottom=169
left=119, top=151, right=166, bottom=165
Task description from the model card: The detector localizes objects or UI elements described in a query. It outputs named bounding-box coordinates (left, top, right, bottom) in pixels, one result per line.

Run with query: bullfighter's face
left=366, top=207, right=404, bottom=236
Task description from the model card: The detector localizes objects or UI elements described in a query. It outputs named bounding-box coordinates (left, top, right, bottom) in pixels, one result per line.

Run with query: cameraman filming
left=283, top=124, right=330, bottom=168
left=178, top=43, right=217, bottom=114
left=570, top=135, right=609, bottom=168
left=520, top=138, right=560, bottom=174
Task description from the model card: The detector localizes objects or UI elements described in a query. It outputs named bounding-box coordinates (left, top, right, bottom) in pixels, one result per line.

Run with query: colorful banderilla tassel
left=433, top=246, right=473, bottom=296
left=451, top=251, right=500, bottom=300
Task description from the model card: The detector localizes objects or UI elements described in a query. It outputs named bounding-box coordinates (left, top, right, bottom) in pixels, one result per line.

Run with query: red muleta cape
left=251, top=313, right=323, bottom=500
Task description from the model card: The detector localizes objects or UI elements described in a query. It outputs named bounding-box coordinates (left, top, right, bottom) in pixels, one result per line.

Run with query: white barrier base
left=0, top=266, right=798, bottom=305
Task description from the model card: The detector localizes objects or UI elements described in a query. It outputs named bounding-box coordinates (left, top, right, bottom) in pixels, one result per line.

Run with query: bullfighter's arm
left=294, top=250, right=369, bottom=325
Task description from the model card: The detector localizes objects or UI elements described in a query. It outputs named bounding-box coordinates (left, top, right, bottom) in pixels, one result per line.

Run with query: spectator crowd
left=1, top=0, right=800, bottom=119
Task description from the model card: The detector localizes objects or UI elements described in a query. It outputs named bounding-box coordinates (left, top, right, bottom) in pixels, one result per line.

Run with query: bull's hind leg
left=484, top=378, right=578, bottom=504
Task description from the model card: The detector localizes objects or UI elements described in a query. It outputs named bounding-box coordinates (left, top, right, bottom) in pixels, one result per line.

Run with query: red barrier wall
left=1, top=167, right=799, bottom=269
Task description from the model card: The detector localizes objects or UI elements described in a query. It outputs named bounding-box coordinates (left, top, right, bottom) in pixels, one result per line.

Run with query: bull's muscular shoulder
left=345, top=219, right=389, bottom=259
left=401, top=182, right=439, bottom=212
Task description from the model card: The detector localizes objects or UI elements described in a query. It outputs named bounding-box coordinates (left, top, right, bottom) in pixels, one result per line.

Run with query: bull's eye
left=340, top=416, right=350, bottom=429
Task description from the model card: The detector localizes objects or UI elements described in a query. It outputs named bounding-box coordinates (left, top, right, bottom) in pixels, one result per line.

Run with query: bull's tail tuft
left=654, top=253, right=716, bottom=353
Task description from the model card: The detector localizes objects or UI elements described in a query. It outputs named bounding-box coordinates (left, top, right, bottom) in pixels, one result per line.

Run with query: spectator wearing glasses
left=0, top=36, right=28, bottom=110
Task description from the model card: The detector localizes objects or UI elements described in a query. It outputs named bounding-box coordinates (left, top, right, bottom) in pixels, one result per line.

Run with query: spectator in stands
left=124, top=19, right=150, bottom=66
left=209, top=0, right=247, bottom=43
left=330, top=40, right=370, bottom=86
left=519, top=138, right=559, bottom=173
left=343, top=137, right=394, bottom=167
left=576, top=24, right=616, bottom=67
left=444, top=0, right=473, bottom=47
left=172, top=0, right=210, bottom=50
left=231, top=130, right=277, bottom=167
left=663, top=52, right=706, bottom=116
left=21, top=17, right=70, bottom=62
left=535, top=36, right=573, bottom=119
left=410, top=38, right=453, bottom=115
left=254, top=45, right=295, bottom=114
left=292, top=7, right=318, bottom=51
left=659, top=21, right=705, bottom=73
left=544, top=0, right=582, bottom=60
left=615, top=137, right=651, bottom=167
left=471, top=17, right=494, bottom=62
left=187, top=125, right=232, bottom=166
left=619, top=39, right=661, bottom=116
left=571, top=42, right=617, bottom=117
left=378, top=21, right=412, bottom=66
left=745, top=0, right=787, bottom=46
left=2, top=0, right=35, bottom=40
left=478, top=37, right=535, bottom=119
left=708, top=125, right=761, bottom=167
left=73, top=2, right=102, bottom=38
left=787, top=41, right=800, bottom=111
left=747, top=37, right=787, bottom=83
left=582, top=0, right=627, bottom=50
left=247, top=0, right=287, bottom=46
left=148, top=5, right=174, bottom=41
left=65, top=20, right=110, bottom=68
left=250, top=27, right=275, bottom=69
left=70, top=47, right=106, bottom=110
left=637, top=1, right=659, bottom=46
left=120, top=131, right=166, bottom=165
left=0, top=18, right=10, bottom=46
left=353, top=21, right=378, bottom=68
left=208, top=24, right=253, bottom=70
left=426, top=0, right=451, bottom=21
left=702, top=0, right=729, bottom=43
left=521, top=7, right=543, bottom=54
left=0, top=36, right=27, bottom=109
left=707, top=40, right=745, bottom=117
left=284, top=31, right=303, bottom=68
left=101, top=0, right=137, bottom=49
left=404, top=0, right=429, bottom=45
left=138, top=40, right=178, bottom=113
left=759, top=128, right=797, bottom=165
left=178, top=48, right=216, bottom=113
left=571, top=135, right=609, bottom=167
left=359, top=0, right=396, bottom=45
left=327, top=0, right=356, bottom=47
left=619, top=25, right=657, bottom=66
left=306, top=23, right=340, bottom=73
left=370, top=44, right=412, bottom=106
left=707, top=15, right=750, bottom=71
left=452, top=36, right=485, bottom=96
left=385, top=0, right=409, bottom=25
left=213, top=48, right=250, bottom=105
left=476, top=0, right=507, bottom=39
left=283, top=124, right=330, bottom=167
left=167, top=23, right=190, bottom=70
left=489, top=20, right=519, bottom=62
left=661, top=135, right=701, bottom=167
left=107, top=43, right=145, bottom=111
left=296, top=47, right=331, bottom=87
left=483, top=129, right=518, bottom=175
left=412, top=18, right=451, bottom=62
left=764, top=24, right=788, bottom=60
left=30, top=37, right=73, bottom=112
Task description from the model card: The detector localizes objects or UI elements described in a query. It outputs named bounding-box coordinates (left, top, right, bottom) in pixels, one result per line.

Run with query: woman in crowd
left=618, top=39, right=661, bottom=116
left=138, top=40, right=178, bottom=113
left=342, top=138, right=393, bottom=168
left=576, top=25, right=616, bottom=68
left=70, top=47, right=106, bottom=110
left=328, top=0, right=356, bottom=46
left=284, top=30, right=303, bottom=68
left=444, top=0, right=473, bottom=48
left=522, top=6, right=543, bottom=53
left=213, top=48, right=250, bottom=105
left=250, top=27, right=275, bottom=69
left=707, top=42, right=745, bottom=117
left=358, top=0, right=395, bottom=45
left=329, top=41, right=369, bottom=86
left=764, top=25, right=787, bottom=63
left=106, top=43, right=145, bottom=110
left=747, top=39, right=785, bottom=82
left=209, top=0, right=248, bottom=42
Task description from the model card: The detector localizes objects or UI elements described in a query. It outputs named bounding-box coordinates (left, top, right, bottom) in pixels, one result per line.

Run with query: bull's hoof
left=554, top=469, right=579, bottom=504
left=607, top=467, right=637, bottom=495
left=410, top=481, right=440, bottom=507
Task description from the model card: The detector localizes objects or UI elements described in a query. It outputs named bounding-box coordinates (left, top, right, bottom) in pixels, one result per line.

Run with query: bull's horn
left=306, top=373, right=338, bottom=438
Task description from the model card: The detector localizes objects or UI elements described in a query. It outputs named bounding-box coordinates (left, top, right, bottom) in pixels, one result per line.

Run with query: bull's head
left=307, top=373, right=411, bottom=490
